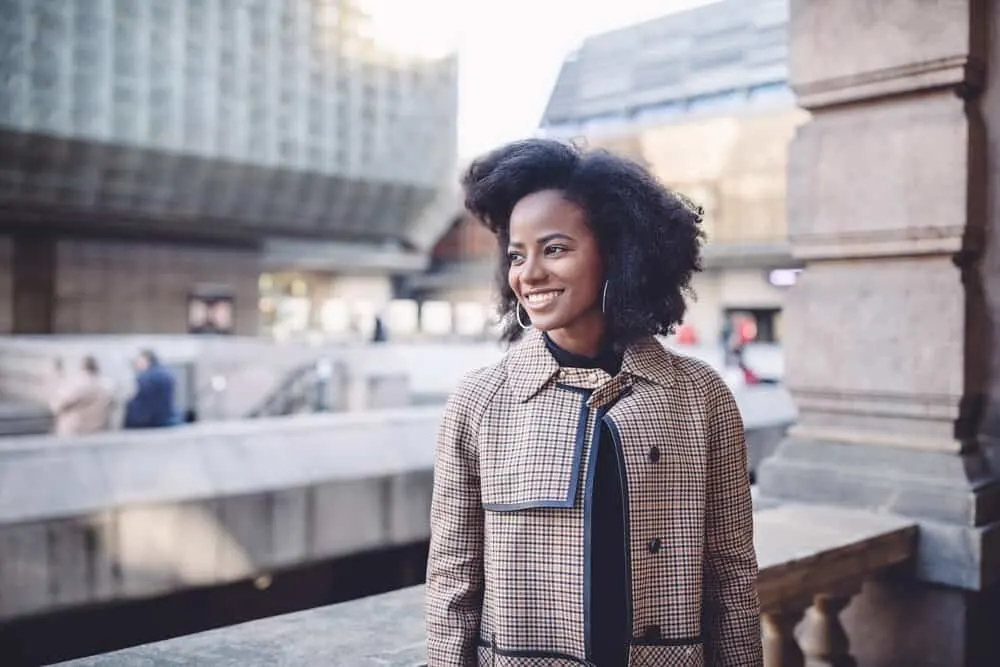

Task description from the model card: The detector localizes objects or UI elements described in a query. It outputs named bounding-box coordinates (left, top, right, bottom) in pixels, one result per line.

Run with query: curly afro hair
left=462, top=137, right=705, bottom=347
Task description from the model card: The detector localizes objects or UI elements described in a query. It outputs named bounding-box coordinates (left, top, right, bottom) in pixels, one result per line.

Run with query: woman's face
left=507, top=189, right=604, bottom=340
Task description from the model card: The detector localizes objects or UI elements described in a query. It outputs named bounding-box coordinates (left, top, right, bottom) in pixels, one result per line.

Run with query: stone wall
left=53, top=238, right=260, bottom=336
left=0, top=235, right=11, bottom=335
left=982, top=0, right=1000, bottom=451
left=756, top=1, right=1000, bottom=665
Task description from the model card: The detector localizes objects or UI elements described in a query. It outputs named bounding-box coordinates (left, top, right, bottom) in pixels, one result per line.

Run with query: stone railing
left=57, top=505, right=916, bottom=667
left=0, top=408, right=440, bottom=622
left=755, top=505, right=915, bottom=667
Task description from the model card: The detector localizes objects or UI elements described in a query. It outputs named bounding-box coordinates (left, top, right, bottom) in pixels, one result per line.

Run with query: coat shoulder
left=665, top=349, right=729, bottom=393
left=666, top=351, right=743, bottom=429
left=443, top=357, right=508, bottom=425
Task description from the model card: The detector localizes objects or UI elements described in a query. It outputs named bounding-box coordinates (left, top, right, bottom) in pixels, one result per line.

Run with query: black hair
left=461, top=138, right=704, bottom=346
left=82, top=355, right=99, bottom=374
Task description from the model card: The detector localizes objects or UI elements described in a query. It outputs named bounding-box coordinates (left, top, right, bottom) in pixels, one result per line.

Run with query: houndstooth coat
left=425, top=329, right=761, bottom=666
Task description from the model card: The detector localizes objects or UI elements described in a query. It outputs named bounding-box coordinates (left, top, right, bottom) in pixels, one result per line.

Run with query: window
left=690, top=49, right=743, bottom=71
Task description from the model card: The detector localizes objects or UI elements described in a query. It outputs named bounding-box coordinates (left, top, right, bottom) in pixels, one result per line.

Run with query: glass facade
left=0, top=0, right=458, bottom=245
left=539, top=0, right=790, bottom=135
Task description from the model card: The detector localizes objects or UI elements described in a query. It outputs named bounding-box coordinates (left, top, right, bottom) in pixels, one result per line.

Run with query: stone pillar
left=756, top=1, right=1000, bottom=665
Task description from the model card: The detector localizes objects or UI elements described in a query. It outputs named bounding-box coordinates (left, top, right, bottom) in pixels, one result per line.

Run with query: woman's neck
left=546, top=322, right=606, bottom=358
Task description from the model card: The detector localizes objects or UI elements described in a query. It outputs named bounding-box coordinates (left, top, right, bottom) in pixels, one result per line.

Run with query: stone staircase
left=0, top=397, right=52, bottom=437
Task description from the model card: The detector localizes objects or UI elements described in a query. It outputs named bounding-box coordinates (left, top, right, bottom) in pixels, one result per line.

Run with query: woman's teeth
left=526, top=291, right=561, bottom=305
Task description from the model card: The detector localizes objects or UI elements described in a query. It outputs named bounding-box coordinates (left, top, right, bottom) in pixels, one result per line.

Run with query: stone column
left=756, top=1, right=1000, bottom=665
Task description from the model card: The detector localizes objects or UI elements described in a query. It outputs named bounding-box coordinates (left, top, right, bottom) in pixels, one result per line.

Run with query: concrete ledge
left=56, top=505, right=917, bottom=667
left=0, top=409, right=440, bottom=621
left=55, top=586, right=428, bottom=667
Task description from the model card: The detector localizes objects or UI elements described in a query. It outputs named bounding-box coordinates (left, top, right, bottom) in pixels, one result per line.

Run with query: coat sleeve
left=425, top=370, right=491, bottom=666
left=702, top=378, right=762, bottom=666
left=49, top=380, right=84, bottom=415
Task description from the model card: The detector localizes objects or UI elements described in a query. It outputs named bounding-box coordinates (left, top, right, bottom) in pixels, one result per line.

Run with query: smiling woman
left=425, top=138, right=762, bottom=667
left=466, top=138, right=704, bottom=352
left=506, top=190, right=606, bottom=355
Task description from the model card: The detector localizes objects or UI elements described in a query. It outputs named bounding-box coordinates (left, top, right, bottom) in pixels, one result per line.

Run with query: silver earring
left=601, top=280, right=609, bottom=314
left=516, top=302, right=531, bottom=329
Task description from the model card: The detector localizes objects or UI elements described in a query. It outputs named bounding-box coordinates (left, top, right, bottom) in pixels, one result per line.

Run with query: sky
left=366, top=0, right=717, bottom=159
left=453, top=0, right=716, bottom=158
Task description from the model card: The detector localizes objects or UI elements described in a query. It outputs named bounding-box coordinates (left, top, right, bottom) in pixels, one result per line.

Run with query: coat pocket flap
left=628, top=641, right=703, bottom=667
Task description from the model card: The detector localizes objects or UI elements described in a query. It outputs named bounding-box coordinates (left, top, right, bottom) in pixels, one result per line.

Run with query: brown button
left=648, top=537, right=662, bottom=554
left=647, top=446, right=660, bottom=463
left=642, top=625, right=661, bottom=640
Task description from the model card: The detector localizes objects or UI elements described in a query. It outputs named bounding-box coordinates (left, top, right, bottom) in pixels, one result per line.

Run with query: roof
left=540, top=0, right=790, bottom=132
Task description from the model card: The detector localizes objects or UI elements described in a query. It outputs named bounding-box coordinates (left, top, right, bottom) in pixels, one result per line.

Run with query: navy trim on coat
left=582, top=401, right=605, bottom=661
left=605, top=415, right=634, bottom=642
left=476, top=636, right=596, bottom=666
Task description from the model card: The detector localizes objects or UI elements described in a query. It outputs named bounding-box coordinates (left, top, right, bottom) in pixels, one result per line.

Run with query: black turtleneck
left=543, top=332, right=622, bottom=378
left=543, top=333, right=629, bottom=667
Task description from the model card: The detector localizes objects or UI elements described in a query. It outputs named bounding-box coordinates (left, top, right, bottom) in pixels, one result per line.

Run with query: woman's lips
left=523, top=289, right=563, bottom=312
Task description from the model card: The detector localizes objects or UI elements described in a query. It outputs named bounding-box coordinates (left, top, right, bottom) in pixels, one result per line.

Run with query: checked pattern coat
left=425, top=329, right=761, bottom=666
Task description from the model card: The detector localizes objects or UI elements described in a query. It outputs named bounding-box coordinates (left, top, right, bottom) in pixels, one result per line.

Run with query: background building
left=0, top=0, right=458, bottom=338
left=539, top=0, right=804, bottom=344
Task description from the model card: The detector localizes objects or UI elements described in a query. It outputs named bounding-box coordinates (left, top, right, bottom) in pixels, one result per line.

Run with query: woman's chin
left=526, top=316, right=562, bottom=332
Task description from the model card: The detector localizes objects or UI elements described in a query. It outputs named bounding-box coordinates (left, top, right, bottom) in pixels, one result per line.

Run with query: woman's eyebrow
left=538, top=232, right=574, bottom=244
left=508, top=232, right=574, bottom=249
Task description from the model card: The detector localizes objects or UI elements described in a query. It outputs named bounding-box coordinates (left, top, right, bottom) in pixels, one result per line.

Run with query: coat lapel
left=505, top=329, right=561, bottom=403
left=506, top=331, right=677, bottom=407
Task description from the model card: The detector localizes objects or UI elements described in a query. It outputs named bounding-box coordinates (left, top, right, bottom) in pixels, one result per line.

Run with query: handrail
left=245, top=358, right=340, bottom=418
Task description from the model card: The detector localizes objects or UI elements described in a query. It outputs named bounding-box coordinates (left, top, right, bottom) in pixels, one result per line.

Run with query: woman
left=425, top=139, right=761, bottom=666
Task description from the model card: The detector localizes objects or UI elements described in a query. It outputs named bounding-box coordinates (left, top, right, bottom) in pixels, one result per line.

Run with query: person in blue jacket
left=124, top=349, right=178, bottom=429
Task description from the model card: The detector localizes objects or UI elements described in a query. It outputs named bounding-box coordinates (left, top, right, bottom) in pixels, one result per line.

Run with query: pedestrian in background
left=425, top=138, right=761, bottom=666
left=49, top=356, right=113, bottom=436
left=123, top=349, right=178, bottom=429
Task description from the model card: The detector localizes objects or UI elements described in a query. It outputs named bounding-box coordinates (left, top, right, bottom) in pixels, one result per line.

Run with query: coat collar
left=506, top=329, right=676, bottom=403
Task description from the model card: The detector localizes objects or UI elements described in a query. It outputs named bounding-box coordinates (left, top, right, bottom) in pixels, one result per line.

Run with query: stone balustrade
left=57, top=505, right=916, bottom=667
left=755, top=506, right=916, bottom=667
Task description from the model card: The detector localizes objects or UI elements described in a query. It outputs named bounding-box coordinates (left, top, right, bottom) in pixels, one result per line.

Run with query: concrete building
left=538, top=0, right=805, bottom=344
left=0, top=0, right=458, bottom=338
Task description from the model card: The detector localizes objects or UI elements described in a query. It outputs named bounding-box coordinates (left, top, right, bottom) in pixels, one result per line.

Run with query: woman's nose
left=520, top=255, right=547, bottom=284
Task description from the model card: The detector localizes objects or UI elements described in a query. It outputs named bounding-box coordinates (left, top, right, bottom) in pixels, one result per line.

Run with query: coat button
left=642, top=625, right=661, bottom=639
left=648, top=537, right=661, bottom=554
left=647, top=446, right=660, bottom=463
left=589, top=372, right=600, bottom=385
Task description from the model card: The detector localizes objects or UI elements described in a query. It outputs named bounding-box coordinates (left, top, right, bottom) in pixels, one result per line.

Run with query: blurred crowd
left=48, top=349, right=178, bottom=437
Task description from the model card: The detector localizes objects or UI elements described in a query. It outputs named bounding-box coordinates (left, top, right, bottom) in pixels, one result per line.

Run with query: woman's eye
left=545, top=245, right=567, bottom=256
left=507, top=252, right=524, bottom=264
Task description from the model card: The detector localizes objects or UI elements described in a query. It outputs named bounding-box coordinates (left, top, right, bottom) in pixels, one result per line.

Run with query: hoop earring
left=516, top=302, right=531, bottom=329
left=601, top=280, right=609, bottom=314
